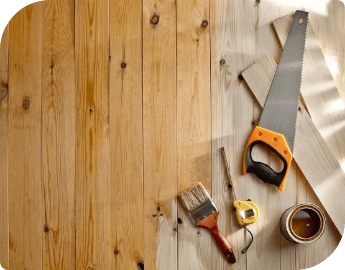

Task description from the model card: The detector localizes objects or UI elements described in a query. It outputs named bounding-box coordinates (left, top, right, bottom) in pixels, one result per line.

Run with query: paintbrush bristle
left=179, top=182, right=217, bottom=225
left=179, top=182, right=211, bottom=212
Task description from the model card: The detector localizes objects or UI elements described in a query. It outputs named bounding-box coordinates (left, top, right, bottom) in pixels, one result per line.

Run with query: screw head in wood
left=121, top=62, right=127, bottom=69
left=258, top=132, right=262, bottom=136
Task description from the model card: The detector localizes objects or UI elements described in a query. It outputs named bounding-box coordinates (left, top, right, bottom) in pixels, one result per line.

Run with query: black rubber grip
left=244, top=140, right=288, bottom=188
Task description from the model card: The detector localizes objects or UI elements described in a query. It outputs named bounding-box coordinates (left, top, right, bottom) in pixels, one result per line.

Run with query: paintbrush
left=179, top=182, right=236, bottom=264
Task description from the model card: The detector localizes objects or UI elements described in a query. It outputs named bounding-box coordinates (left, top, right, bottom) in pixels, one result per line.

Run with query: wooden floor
left=0, top=0, right=344, bottom=269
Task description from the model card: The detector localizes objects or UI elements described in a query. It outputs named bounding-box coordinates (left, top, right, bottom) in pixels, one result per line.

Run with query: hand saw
left=243, top=10, right=308, bottom=192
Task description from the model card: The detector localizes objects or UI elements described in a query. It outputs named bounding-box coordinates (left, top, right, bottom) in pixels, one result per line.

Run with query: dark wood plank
left=41, top=0, right=76, bottom=269
left=8, top=3, right=43, bottom=269
left=109, top=0, right=144, bottom=268
left=75, top=0, right=111, bottom=269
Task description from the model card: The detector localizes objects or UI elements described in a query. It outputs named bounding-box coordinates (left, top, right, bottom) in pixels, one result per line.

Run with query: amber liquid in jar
left=291, top=208, right=321, bottom=239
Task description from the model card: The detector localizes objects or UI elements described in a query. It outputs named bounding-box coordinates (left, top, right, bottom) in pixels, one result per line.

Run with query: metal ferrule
left=188, top=199, right=218, bottom=225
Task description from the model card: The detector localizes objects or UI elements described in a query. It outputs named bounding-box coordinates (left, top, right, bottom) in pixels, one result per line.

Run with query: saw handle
left=243, top=126, right=292, bottom=191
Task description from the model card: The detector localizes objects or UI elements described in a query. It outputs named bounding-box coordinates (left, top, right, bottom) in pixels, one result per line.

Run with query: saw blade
left=258, top=10, right=308, bottom=153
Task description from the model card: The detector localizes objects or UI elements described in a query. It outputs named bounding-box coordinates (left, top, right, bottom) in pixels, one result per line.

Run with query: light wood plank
left=176, top=0, right=213, bottom=269
left=242, top=54, right=345, bottom=237
left=243, top=54, right=342, bottom=269
left=143, top=0, right=178, bottom=269
left=210, top=1, right=288, bottom=269
left=0, top=24, right=9, bottom=270
left=41, top=0, right=76, bottom=269
left=109, top=0, right=144, bottom=269
left=75, top=0, right=110, bottom=269
left=8, top=4, right=43, bottom=269
left=274, top=13, right=345, bottom=169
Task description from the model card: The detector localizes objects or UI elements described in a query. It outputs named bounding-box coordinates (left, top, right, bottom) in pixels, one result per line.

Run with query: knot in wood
left=256, top=0, right=260, bottom=3
left=22, top=98, right=30, bottom=111
left=219, top=59, right=226, bottom=66
left=201, top=20, right=208, bottom=28
left=137, top=262, right=144, bottom=270
left=0, top=86, right=8, bottom=101
left=150, top=15, right=159, bottom=25
left=121, top=62, right=127, bottom=69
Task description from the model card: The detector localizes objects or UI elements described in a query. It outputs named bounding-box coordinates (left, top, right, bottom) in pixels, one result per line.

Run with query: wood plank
left=41, top=0, right=76, bottom=269
left=8, top=3, right=43, bottom=269
left=143, top=0, right=177, bottom=269
left=0, top=24, right=9, bottom=270
left=75, top=0, right=110, bottom=269
left=210, top=1, right=287, bottom=269
left=176, top=0, right=213, bottom=269
left=109, top=0, right=143, bottom=269
left=242, top=54, right=345, bottom=236
left=273, top=14, right=345, bottom=169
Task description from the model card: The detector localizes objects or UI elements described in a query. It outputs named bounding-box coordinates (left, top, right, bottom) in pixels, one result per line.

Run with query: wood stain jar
left=280, top=203, right=326, bottom=244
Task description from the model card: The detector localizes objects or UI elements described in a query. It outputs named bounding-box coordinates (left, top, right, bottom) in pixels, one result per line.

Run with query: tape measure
left=221, top=147, right=260, bottom=253
left=233, top=199, right=260, bottom=226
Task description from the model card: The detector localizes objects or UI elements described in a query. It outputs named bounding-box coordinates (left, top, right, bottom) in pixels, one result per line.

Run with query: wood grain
left=210, top=1, right=286, bottom=269
left=243, top=54, right=341, bottom=269
left=242, top=54, right=345, bottom=237
left=274, top=13, right=345, bottom=170
left=0, top=24, right=9, bottom=270
left=0, top=1, right=344, bottom=269
left=8, top=3, right=43, bottom=269
left=75, top=0, right=110, bottom=269
left=143, top=0, right=178, bottom=269
left=41, top=0, right=76, bottom=269
left=176, top=0, right=212, bottom=269
left=109, top=0, right=144, bottom=269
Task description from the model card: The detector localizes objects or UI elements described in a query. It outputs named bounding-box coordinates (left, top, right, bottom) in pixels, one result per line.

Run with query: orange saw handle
left=243, top=126, right=292, bottom=192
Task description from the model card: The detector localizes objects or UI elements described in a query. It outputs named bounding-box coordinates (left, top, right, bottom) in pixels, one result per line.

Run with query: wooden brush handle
left=197, top=212, right=236, bottom=264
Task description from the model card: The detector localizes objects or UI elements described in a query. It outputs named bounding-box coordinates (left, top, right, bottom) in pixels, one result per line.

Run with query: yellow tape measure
left=221, top=147, right=260, bottom=253
left=233, top=200, right=260, bottom=226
